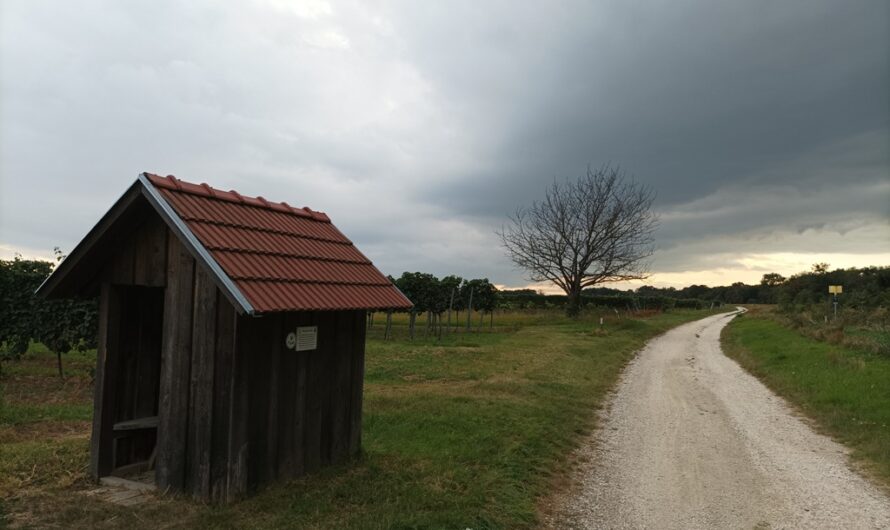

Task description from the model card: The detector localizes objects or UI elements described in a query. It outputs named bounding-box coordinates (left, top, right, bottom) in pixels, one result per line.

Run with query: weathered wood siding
left=156, top=234, right=195, bottom=491
left=157, top=287, right=366, bottom=501
left=236, top=309, right=367, bottom=494
left=93, top=221, right=368, bottom=502
left=104, top=214, right=168, bottom=287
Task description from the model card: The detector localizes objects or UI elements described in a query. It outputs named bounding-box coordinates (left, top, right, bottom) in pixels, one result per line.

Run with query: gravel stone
left=547, top=310, right=890, bottom=529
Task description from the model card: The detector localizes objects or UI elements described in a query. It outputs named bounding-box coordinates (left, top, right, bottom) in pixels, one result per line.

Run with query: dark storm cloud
left=1, top=0, right=887, bottom=287
left=402, top=0, right=888, bottom=214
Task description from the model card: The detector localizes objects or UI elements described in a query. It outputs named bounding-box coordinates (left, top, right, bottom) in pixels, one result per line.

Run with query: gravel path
left=548, top=310, right=890, bottom=529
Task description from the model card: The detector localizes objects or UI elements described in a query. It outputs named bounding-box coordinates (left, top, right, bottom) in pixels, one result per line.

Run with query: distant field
left=2, top=308, right=719, bottom=529
left=365, top=307, right=605, bottom=333
left=722, top=309, right=890, bottom=489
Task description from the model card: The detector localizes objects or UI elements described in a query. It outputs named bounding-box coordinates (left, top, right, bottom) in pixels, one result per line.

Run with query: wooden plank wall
left=105, top=215, right=167, bottom=287
left=155, top=235, right=196, bottom=492
left=238, top=309, right=367, bottom=493
left=154, top=235, right=246, bottom=501
left=96, top=220, right=368, bottom=501
left=186, top=266, right=218, bottom=499
left=154, top=234, right=246, bottom=500
left=212, top=298, right=238, bottom=503
left=90, top=283, right=121, bottom=479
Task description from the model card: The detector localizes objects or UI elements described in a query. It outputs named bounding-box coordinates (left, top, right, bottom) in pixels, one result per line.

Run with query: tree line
left=384, top=272, right=499, bottom=339
left=496, top=289, right=709, bottom=311
left=630, top=265, right=890, bottom=310
left=381, top=271, right=716, bottom=341
left=6, top=252, right=882, bottom=358
left=388, top=265, right=889, bottom=316
left=0, top=254, right=98, bottom=375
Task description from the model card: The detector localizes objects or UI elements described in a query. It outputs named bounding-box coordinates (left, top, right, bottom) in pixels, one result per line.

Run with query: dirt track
left=549, top=310, right=890, bottom=529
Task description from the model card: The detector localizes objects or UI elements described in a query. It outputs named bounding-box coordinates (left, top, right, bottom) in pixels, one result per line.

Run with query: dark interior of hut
left=108, top=285, right=164, bottom=479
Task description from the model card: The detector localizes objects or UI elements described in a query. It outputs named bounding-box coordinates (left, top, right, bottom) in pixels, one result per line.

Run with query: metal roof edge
left=138, top=172, right=257, bottom=316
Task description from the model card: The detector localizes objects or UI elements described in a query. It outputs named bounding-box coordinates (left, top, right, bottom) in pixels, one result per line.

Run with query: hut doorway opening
left=106, top=285, right=164, bottom=480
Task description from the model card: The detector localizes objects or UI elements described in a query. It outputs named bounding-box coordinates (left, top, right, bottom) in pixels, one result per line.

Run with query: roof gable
left=38, top=173, right=412, bottom=314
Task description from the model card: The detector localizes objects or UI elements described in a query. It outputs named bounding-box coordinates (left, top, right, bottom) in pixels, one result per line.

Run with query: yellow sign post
left=828, top=285, right=842, bottom=317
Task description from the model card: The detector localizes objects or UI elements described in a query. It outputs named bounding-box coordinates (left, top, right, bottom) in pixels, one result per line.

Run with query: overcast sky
left=1, top=0, right=887, bottom=290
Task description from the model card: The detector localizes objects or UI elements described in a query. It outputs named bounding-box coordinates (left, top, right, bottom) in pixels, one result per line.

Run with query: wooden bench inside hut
left=37, top=173, right=412, bottom=502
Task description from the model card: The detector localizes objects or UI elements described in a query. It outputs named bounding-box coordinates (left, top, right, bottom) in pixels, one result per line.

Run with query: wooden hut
left=36, top=173, right=412, bottom=502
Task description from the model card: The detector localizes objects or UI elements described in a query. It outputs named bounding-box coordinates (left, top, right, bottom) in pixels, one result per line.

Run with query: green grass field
left=1, top=308, right=718, bottom=529
left=722, top=309, right=890, bottom=489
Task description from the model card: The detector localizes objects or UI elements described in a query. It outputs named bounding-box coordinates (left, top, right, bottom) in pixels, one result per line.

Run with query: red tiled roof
left=145, top=173, right=412, bottom=313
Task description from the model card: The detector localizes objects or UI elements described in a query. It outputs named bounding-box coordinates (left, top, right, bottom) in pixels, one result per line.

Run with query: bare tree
left=498, top=165, right=658, bottom=317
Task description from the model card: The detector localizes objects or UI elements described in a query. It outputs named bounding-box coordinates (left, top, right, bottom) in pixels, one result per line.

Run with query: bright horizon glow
left=0, top=244, right=56, bottom=262
left=496, top=251, right=890, bottom=293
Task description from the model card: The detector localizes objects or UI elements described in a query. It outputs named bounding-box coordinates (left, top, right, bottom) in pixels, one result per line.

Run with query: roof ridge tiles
left=144, top=172, right=330, bottom=222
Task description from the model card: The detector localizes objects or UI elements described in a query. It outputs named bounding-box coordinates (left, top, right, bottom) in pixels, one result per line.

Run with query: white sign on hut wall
left=286, top=326, right=318, bottom=351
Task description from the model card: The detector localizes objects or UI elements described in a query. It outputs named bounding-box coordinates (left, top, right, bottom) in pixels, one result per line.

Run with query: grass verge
left=2, top=309, right=718, bottom=529
left=722, top=310, right=890, bottom=489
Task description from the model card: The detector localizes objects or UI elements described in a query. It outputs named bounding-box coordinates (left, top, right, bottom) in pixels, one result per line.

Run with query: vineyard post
left=466, top=288, right=474, bottom=332
left=409, top=310, right=416, bottom=340
left=385, top=310, right=393, bottom=340
left=447, top=288, right=454, bottom=334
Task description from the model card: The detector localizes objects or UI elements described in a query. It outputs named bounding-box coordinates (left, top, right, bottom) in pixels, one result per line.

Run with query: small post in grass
left=466, top=288, right=474, bottom=332
left=447, top=288, right=454, bottom=335
left=828, top=285, right=842, bottom=319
